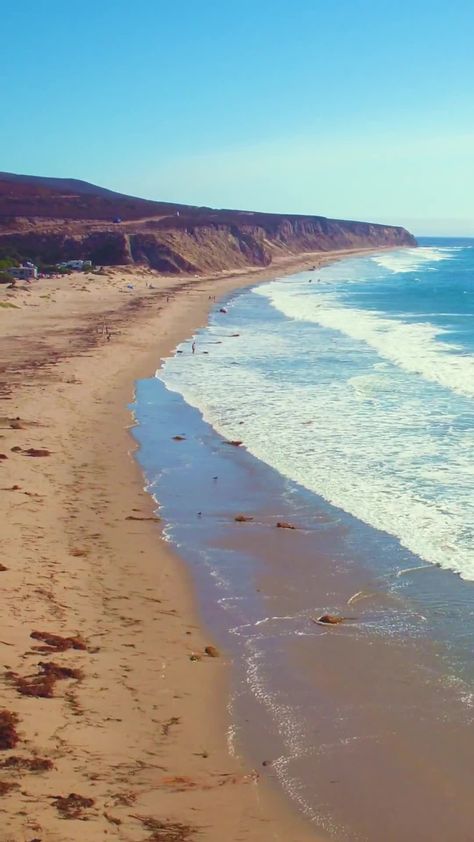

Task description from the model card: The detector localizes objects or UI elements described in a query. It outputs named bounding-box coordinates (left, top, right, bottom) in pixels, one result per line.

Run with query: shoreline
left=2, top=248, right=376, bottom=840
left=134, top=252, right=474, bottom=841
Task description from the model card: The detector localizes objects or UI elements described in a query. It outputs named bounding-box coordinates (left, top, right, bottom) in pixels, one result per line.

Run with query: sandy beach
left=0, top=249, right=378, bottom=841
left=3, top=0, right=469, bottom=836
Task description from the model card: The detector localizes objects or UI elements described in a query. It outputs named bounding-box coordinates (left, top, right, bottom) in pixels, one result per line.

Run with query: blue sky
left=1, top=0, right=474, bottom=234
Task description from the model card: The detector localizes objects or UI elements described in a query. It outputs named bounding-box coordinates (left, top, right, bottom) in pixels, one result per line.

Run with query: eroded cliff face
left=0, top=173, right=416, bottom=274
left=0, top=219, right=416, bottom=274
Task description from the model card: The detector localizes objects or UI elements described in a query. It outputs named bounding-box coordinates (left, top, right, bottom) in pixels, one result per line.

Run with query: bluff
left=0, top=172, right=416, bottom=273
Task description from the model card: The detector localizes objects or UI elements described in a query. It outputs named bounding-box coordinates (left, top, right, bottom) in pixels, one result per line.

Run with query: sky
left=1, top=0, right=474, bottom=235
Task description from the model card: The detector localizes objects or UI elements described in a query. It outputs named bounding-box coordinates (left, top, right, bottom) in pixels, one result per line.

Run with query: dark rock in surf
left=317, top=614, right=345, bottom=625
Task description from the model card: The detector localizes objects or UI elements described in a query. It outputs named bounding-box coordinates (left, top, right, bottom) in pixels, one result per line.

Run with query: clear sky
left=2, top=0, right=474, bottom=235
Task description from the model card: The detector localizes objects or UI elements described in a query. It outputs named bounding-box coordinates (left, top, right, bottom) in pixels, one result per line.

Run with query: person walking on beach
left=192, top=341, right=196, bottom=354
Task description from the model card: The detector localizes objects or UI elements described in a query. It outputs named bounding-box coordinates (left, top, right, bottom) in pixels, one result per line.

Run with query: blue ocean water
left=159, top=238, right=474, bottom=582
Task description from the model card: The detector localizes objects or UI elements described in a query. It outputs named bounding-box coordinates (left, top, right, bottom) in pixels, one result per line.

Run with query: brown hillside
left=0, top=172, right=416, bottom=273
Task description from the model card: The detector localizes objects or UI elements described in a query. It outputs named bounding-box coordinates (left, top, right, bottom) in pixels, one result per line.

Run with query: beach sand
left=0, top=248, right=387, bottom=841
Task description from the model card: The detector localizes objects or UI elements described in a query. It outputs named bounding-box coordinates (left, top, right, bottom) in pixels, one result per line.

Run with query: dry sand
left=0, top=249, right=377, bottom=841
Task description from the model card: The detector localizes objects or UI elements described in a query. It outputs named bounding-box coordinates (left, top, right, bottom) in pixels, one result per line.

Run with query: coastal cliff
left=0, top=172, right=416, bottom=273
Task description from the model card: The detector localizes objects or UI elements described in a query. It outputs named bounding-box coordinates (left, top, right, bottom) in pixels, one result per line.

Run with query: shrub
left=0, top=258, right=19, bottom=271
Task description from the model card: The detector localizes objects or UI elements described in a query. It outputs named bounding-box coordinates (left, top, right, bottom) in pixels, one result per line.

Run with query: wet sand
left=0, top=251, right=375, bottom=841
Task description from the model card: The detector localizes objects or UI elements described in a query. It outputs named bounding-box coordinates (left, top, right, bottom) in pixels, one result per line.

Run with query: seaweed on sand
left=0, top=780, right=17, bottom=795
left=52, top=792, right=95, bottom=819
left=0, top=710, right=19, bottom=749
left=30, top=630, right=88, bottom=652
left=0, top=755, right=53, bottom=772
left=132, top=815, right=198, bottom=841
left=6, top=661, right=83, bottom=698
left=39, top=661, right=83, bottom=680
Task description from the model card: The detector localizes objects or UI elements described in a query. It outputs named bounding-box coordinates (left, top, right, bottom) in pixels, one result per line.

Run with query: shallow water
left=133, top=379, right=474, bottom=839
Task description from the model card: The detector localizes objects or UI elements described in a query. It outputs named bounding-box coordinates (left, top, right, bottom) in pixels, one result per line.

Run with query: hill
left=0, top=172, right=416, bottom=273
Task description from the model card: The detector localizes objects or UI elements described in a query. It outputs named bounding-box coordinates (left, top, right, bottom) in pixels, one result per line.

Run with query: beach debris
left=131, top=814, right=197, bottom=841
left=0, top=781, right=18, bottom=796
left=30, top=630, right=88, bottom=653
left=157, top=776, right=204, bottom=793
left=189, top=654, right=201, bottom=661
left=172, top=435, right=186, bottom=441
left=6, top=661, right=84, bottom=698
left=125, top=514, right=161, bottom=521
left=161, top=716, right=180, bottom=737
left=0, top=710, right=19, bottom=750
left=0, top=755, right=53, bottom=772
left=234, top=514, right=253, bottom=522
left=396, top=564, right=434, bottom=577
left=104, top=811, right=122, bottom=826
left=113, top=790, right=138, bottom=807
left=204, top=645, right=219, bottom=658
left=22, top=448, right=51, bottom=457
left=39, top=662, right=83, bottom=681
left=219, top=307, right=228, bottom=314
left=262, top=759, right=272, bottom=767
left=51, top=792, right=95, bottom=819
left=6, top=670, right=54, bottom=699
left=276, top=521, right=296, bottom=530
left=347, top=591, right=364, bottom=606
left=225, top=439, right=242, bottom=447
left=319, top=614, right=343, bottom=624
left=347, top=590, right=376, bottom=606
left=154, top=770, right=258, bottom=795
left=313, top=614, right=354, bottom=625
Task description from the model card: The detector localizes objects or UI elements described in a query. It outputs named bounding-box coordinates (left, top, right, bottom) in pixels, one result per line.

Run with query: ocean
left=133, top=238, right=474, bottom=840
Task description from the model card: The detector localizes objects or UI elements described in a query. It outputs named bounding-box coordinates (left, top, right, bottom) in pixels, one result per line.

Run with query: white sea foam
left=256, top=285, right=474, bottom=399
left=160, top=357, right=474, bottom=579
left=371, top=246, right=457, bottom=274
left=159, top=246, right=474, bottom=580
